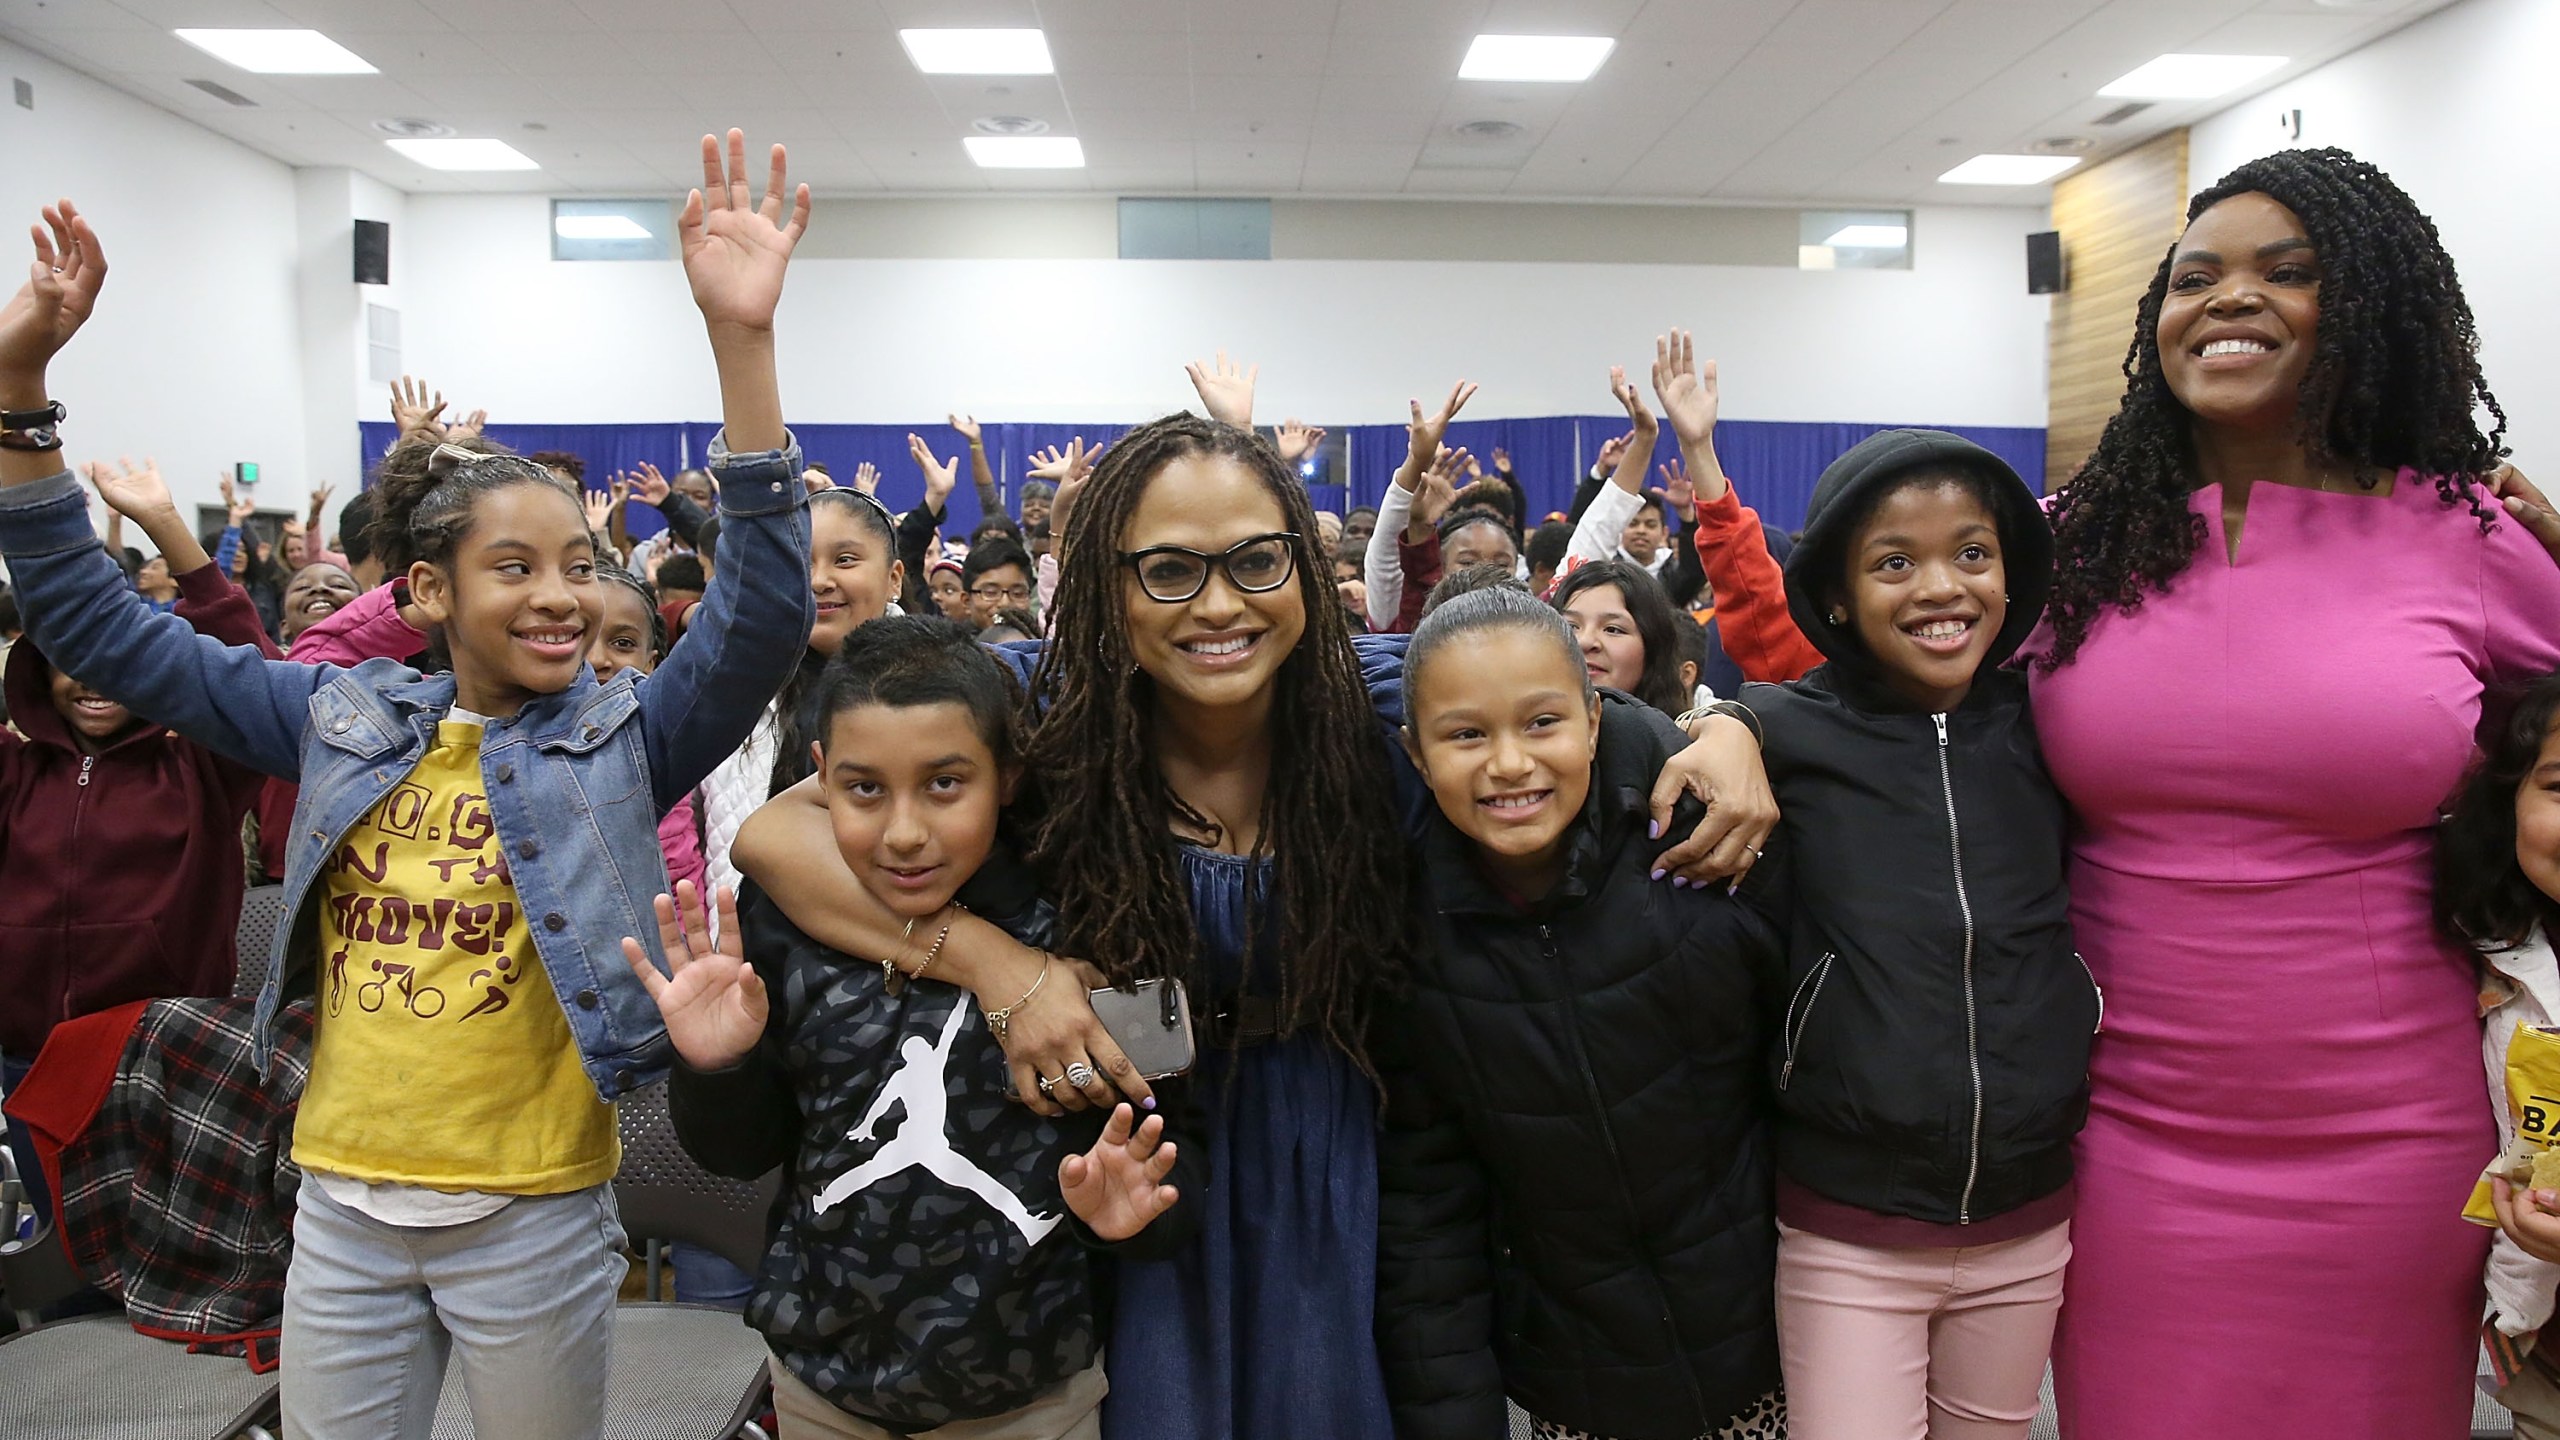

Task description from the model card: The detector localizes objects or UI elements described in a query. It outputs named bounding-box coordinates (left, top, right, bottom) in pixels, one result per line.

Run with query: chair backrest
left=612, top=1083, right=777, bottom=1279
left=230, top=886, right=288, bottom=1000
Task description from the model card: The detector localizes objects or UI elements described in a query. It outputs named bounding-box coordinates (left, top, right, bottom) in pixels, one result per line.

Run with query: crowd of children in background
left=6, top=135, right=2560, bottom=1440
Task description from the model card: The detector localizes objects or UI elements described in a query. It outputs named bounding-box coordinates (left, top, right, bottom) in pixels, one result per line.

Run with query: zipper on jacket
left=76, top=755, right=94, bottom=787
left=1935, top=712, right=1984, bottom=1224
left=1778, top=952, right=1836, bottom=1091
left=2077, top=952, right=2105, bottom=1032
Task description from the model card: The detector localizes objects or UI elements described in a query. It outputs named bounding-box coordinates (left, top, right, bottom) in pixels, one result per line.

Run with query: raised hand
left=1596, top=431, right=1632, bottom=472
left=0, top=199, right=107, bottom=387
left=1652, top=459, right=1697, bottom=521
left=1274, top=418, right=1326, bottom=465
left=627, top=460, right=671, bottom=507
left=909, top=431, right=959, bottom=509
left=1410, top=444, right=1470, bottom=534
left=948, top=412, right=983, bottom=446
left=1185, top=351, right=1258, bottom=428
left=1033, top=436, right=1104, bottom=542
left=1610, top=365, right=1657, bottom=438
left=307, top=482, right=335, bottom=521
left=1060, top=1103, right=1182, bottom=1242
left=802, top=466, right=834, bottom=493
left=221, top=473, right=255, bottom=526
left=582, top=486, right=616, bottom=532
left=1404, top=380, right=1480, bottom=476
left=389, top=375, right=448, bottom=440
left=621, top=882, right=768, bottom=1072
left=447, top=407, right=488, bottom=441
left=679, top=128, right=810, bottom=336
left=851, top=460, right=879, bottom=496
left=1650, top=329, right=1720, bottom=448
left=87, top=455, right=177, bottom=521
left=1491, top=445, right=1513, bottom=477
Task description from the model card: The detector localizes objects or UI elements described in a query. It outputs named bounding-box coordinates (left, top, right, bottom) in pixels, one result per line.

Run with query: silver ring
left=1742, top=845, right=1762, bottom=859
left=1064, top=1062, right=1098, bottom=1089
left=1034, top=1074, right=1058, bottom=1096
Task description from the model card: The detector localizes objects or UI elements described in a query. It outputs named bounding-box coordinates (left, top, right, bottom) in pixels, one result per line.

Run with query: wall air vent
left=2092, top=101, right=2154, bottom=126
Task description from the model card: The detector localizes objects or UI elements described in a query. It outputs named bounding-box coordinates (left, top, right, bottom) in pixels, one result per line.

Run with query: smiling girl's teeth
left=1482, top=792, right=1548, bottom=811
left=1911, top=618, right=1970, bottom=639
left=2201, top=338, right=2273, bottom=357
left=1185, top=636, right=1252, bottom=656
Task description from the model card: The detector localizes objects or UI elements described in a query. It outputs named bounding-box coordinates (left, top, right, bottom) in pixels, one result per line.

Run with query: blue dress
left=1099, top=847, right=1395, bottom=1440
left=993, top=635, right=1418, bottom=1440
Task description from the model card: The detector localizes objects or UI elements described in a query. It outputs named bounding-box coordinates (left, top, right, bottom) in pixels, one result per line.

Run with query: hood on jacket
left=5, top=632, right=150, bottom=754
left=1781, top=429, right=2052, bottom=698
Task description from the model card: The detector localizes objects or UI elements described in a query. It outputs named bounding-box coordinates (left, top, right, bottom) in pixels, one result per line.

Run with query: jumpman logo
left=810, top=999, right=1062, bottom=1245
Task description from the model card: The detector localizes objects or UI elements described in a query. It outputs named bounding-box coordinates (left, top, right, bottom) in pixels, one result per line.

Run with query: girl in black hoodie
left=1377, top=585, right=1786, bottom=1440
left=1732, top=429, right=2098, bottom=1440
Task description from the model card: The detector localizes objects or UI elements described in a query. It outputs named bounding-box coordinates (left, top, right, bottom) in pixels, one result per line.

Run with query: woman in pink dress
left=2031, top=147, right=2560, bottom=1437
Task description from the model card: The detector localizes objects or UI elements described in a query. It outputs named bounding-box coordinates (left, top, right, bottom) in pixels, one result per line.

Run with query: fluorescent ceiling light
left=386, top=138, right=541, bottom=171
left=901, top=28, right=1054, bottom=75
left=2099, top=53, right=2287, bottom=99
left=554, top=214, right=652, bottom=241
left=965, top=136, right=1084, bottom=169
left=1459, top=34, right=1616, bottom=82
left=1822, top=224, right=1908, bottom=248
left=1938, top=153, right=2080, bottom=185
left=174, top=28, right=375, bottom=74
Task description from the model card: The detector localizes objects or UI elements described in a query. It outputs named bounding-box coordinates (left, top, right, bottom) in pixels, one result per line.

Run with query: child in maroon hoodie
left=0, top=459, right=268, bottom=1221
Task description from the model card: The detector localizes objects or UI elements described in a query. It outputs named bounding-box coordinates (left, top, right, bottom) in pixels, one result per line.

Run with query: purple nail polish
left=1141, top=1096, right=1157, bottom=1111
left=1672, top=876, right=1689, bottom=889
left=1650, top=868, right=1667, bottom=881
left=1649, top=820, right=1662, bottom=839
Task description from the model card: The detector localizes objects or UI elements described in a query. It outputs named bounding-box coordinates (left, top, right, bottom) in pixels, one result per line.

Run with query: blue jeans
left=1, top=1053, right=44, bottom=1231
left=280, top=1180, right=628, bottom=1440
left=666, top=1242, right=754, bottom=1311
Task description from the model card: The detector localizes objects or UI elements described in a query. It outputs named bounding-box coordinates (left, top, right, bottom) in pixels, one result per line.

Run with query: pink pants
left=1775, top=1218, right=2069, bottom=1440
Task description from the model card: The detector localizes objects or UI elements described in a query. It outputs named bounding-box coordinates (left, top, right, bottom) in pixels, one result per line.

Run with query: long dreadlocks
left=2042, top=146, right=2505, bottom=670
left=1024, top=412, right=1416, bottom=1071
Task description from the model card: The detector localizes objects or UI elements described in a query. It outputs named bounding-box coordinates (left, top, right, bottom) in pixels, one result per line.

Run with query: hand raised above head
left=679, top=128, right=811, bottom=336
left=0, top=199, right=107, bottom=386
left=1185, top=351, right=1258, bottom=428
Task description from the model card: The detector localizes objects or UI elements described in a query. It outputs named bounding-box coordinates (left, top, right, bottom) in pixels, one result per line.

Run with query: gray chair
left=230, top=884, right=289, bottom=1000
left=0, top=1218, right=280, bottom=1439
left=426, top=1082, right=779, bottom=1439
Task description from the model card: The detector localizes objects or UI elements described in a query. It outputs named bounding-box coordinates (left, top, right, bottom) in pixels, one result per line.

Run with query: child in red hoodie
left=0, top=459, right=269, bottom=1221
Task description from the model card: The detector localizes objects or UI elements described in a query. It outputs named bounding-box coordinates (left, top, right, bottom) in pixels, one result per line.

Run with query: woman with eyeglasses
left=730, top=396, right=1771, bottom=1438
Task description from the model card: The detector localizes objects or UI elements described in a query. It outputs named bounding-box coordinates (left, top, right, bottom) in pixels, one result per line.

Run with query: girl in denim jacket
left=0, top=132, right=815, bottom=1440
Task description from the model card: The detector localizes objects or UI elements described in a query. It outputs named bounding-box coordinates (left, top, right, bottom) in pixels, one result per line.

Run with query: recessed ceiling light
left=1823, top=224, right=1909, bottom=248
left=2098, top=53, right=2288, bottom=100
left=900, top=28, right=1054, bottom=75
left=385, top=138, right=540, bottom=172
left=174, top=28, right=376, bottom=75
left=1938, top=153, right=2081, bottom=185
left=964, top=136, right=1084, bottom=169
left=554, top=214, right=653, bottom=241
left=1459, top=34, right=1616, bottom=83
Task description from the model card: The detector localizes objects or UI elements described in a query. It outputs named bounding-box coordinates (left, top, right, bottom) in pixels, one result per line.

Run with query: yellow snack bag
left=2466, top=1024, right=2560, bottom=1226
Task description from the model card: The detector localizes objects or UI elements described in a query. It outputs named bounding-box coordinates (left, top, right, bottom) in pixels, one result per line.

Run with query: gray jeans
left=280, top=1180, right=627, bottom=1440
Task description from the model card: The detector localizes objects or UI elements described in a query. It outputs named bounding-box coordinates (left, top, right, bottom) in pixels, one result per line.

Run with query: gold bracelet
left=983, top=951, right=1052, bottom=1043
left=883, top=902, right=966, bottom=997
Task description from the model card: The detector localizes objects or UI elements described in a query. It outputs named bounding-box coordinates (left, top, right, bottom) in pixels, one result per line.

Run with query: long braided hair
left=2042, top=146, right=2505, bottom=670
left=1024, top=413, right=1416, bottom=1069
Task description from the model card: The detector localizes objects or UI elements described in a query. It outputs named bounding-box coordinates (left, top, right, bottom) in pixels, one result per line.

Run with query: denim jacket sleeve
left=638, top=430, right=814, bottom=812
left=0, top=471, right=330, bottom=779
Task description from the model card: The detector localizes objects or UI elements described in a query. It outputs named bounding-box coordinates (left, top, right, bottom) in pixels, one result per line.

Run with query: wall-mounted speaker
left=2026, top=230, right=2064, bottom=294
left=353, top=219, right=390, bottom=286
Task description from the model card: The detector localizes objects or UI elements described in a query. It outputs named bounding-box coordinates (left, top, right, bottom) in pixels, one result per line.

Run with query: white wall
left=2188, top=0, right=2557, bottom=472
left=0, top=36, right=305, bottom=537
left=394, top=197, right=2051, bottom=435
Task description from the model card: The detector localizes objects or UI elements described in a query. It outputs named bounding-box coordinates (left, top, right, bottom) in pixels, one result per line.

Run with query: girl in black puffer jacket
left=1377, top=586, right=1786, bottom=1440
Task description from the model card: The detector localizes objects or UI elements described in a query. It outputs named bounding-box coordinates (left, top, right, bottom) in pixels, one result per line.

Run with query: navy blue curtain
left=364, top=417, right=2045, bottom=544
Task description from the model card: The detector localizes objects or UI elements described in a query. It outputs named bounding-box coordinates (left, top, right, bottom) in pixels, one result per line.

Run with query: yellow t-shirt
left=293, top=717, right=619, bottom=1194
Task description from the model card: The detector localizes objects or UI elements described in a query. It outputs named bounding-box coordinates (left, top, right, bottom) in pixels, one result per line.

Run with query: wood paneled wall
left=2046, top=130, right=2188, bottom=491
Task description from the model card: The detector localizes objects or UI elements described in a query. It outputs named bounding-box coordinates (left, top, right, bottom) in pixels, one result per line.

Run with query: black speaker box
left=354, top=218, right=389, bottom=285
left=2026, top=230, right=2064, bottom=294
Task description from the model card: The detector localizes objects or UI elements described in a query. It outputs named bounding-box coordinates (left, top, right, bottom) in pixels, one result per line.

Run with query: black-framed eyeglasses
left=1121, top=532, right=1300, bottom=604
left=969, top=582, right=1034, bottom=603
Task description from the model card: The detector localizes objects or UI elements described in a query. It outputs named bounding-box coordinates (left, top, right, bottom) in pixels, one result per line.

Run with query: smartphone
left=1090, top=978, right=1195, bottom=1081
left=234, top=461, right=260, bottom=489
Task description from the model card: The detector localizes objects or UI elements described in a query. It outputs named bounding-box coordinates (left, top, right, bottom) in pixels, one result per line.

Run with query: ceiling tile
left=266, top=0, right=456, bottom=32
left=1043, top=27, right=1189, bottom=77
left=0, top=0, right=153, bottom=31
left=1186, top=30, right=1329, bottom=76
